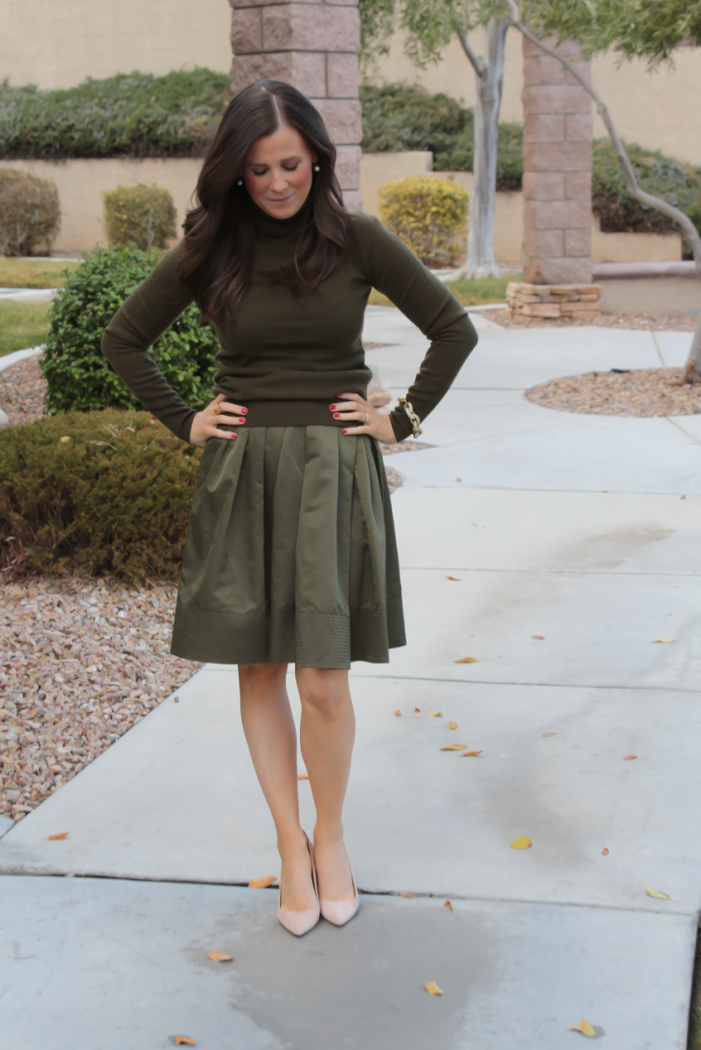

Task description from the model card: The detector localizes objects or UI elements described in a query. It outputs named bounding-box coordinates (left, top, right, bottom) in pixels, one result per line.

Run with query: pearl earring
left=236, top=177, right=244, bottom=186
left=313, top=164, right=320, bottom=172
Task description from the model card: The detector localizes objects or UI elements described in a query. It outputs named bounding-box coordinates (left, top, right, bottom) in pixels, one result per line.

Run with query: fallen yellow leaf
left=461, top=749, right=483, bottom=757
left=59, top=436, right=71, bottom=444
left=445, top=575, right=461, bottom=581
left=567, top=1018, right=596, bottom=1037
left=510, top=836, right=532, bottom=849
left=440, top=743, right=469, bottom=751
left=602, top=847, right=609, bottom=856
left=448, top=721, right=458, bottom=730
left=402, top=892, right=415, bottom=898
left=542, top=731, right=558, bottom=737
left=644, top=883, right=671, bottom=900
left=297, top=773, right=309, bottom=780
left=394, top=709, right=402, bottom=717
left=624, top=754, right=637, bottom=760
left=444, top=900, right=455, bottom=912
left=532, top=634, right=545, bottom=640
left=427, top=710, right=442, bottom=717
left=205, top=951, right=232, bottom=962
left=455, top=657, right=477, bottom=664
left=654, top=638, right=675, bottom=643
left=174, top=1038, right=197, bottom=1046
left=249, top=875, right=278, bottom=888
left=424, top=980, right=444, bottom=996
left=48, top=832, right=69, bottom=840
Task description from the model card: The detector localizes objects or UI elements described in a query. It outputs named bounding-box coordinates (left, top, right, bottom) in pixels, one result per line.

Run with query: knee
left=239, top=662, right=287, bottom=694
left=297, top=669, right=347, bottom=719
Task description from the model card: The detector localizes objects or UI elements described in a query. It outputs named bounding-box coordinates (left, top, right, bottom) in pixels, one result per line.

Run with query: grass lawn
left=0, top=301, right=52, bottom=356
left=0, top=257, right=80, bottom=289
left=369, top=273, right=515, bottom=308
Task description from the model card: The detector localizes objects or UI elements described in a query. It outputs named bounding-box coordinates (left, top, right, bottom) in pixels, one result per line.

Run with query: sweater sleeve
left=101, top=242, right=198, bottom=443
left=352, top=212, right=478, bottom=442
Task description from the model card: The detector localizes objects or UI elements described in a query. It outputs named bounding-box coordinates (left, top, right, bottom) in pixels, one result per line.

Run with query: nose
left=270, top=169, right=289, bottom=192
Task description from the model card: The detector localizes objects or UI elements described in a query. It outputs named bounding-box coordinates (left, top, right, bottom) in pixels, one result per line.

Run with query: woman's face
left=243, top=124, right=318, bottom=219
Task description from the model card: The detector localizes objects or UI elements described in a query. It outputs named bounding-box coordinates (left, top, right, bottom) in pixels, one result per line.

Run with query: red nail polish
left=341, top=429, right=347, bottom=434
left=238, top=418, right=245, bottom=423
left=241, top=408, right=248, bottom=414
left=333, top=413, right=340, bottom=419
left=230, top=433, right=237, bottom=438
left=329, top=404, right=336, bottom=410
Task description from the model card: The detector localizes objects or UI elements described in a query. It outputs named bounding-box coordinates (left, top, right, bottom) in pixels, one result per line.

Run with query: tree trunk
left=453, top=16, right=510, bottom=280
left=504, top=0, right=701, bottom=383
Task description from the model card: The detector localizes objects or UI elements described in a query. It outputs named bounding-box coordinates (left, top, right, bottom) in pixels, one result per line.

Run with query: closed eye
left=252, top=164, right=299, bottom=176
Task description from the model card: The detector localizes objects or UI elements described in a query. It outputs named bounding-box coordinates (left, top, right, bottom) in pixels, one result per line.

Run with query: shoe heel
left=277, top=831, right=320, bottom=937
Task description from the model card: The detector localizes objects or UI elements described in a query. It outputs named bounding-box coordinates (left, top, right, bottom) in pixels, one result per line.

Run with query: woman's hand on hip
left=189, top=394, right=248, bottom=445
left=330, top=393, right=397, bottom=444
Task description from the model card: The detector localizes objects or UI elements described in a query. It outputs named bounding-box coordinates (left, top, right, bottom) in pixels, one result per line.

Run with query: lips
left=269, top=193, right=293, bottom=204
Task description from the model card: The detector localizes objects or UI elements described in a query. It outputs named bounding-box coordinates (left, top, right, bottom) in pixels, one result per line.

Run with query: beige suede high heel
left=319, top=837, right=359, bottom=927
left=277, top=832, right=320, bottom=937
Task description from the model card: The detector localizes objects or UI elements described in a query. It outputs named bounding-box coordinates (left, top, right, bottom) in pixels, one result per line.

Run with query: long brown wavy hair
left=177, top=79, right=351, bottom=322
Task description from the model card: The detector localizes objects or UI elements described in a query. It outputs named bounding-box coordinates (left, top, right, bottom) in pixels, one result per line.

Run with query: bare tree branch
left=502, top=0, right=701, bottom=381
left=455, top=28, right=487, bottom=77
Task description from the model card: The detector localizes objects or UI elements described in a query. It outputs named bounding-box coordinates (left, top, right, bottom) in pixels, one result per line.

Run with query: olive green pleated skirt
left=170, top=426, right=406, bottom=668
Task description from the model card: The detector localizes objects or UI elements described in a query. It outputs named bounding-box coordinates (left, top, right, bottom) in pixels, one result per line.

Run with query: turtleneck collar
left=249, top=195, right=313, bottom=239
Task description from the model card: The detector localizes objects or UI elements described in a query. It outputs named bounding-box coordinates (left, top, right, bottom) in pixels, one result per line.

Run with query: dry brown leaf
left=445, top=576, right=461, bottom=581
left=174, top=1038, right=197, bottom=1046
left=402, top=892, right=415, bottom=898
left=542, top=731, right=558, bottom=737
left=532, top=634, right=545, bottom=640
left=205, top=951, right=232, bottom=962
left=297, top=773, right=309, bottom=780
left=427, top=710, right=442, bottom=717
left=448, top=721, right=458, bottom=730
left=444, top=900, right=455, bottom=912
left=624, top=754, right=637, bottom=760
left=644, top=882, right=671, bottom=900
left=602, top=848, right=609, bottom=856
left=653, top=638, right=675, bottom=643
left=461, top=749, right=483, bottom=757
left=173, top=696, right=180, bottom=703
left=510, top=836, right=532, bottom=849
left=455, top=657, right=477, bottom=664
left=440, top=743, right=470, bottom=751
left=394, top=709, right=402, bottom=717
left=249, top=875, right=278, bottom=888
left=414, top=707, right=421, bottom=712
left=567, top=1018, right=596, bottom=1037
left=48, top=832, right=69, bottom=840
left=424, top=980, right=444, bottom=996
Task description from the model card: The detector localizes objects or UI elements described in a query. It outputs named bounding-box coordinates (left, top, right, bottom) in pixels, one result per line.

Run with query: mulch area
left=526, top=367, right=701, bottom=416
left=489, top=309, right=699, bottom=331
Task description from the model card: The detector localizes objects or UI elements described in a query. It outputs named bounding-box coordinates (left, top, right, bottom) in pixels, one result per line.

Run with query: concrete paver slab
left=653, top=330, right=696, bottom=368
left=1, top=875, right=694, bottom=1050
left=391, top=488, right=700, bottom=575
left=2, top=673, right=701, bottom=913
left=0, top=815, right=14, bottom=837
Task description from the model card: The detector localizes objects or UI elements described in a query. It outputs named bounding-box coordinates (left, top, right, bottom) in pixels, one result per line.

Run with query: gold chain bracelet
left=397, top=396, right=423, bottom=438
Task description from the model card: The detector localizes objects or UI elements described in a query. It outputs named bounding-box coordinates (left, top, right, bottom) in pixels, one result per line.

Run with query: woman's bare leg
left=295, top=667, right=356, bottom=901
left=238, top=663, right=316, bottom=912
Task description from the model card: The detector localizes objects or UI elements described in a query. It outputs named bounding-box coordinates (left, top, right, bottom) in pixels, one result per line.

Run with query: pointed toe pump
left=277, top=832, right=320, bottom=937
left=319, top=837, right=359, bottom=927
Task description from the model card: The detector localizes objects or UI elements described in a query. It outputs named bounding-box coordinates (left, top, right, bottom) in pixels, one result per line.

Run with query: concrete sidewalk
left=1, top=307, right=699, bottom=1048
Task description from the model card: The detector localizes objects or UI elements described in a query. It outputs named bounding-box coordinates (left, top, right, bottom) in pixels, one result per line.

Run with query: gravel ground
left=0, top=354, right=46, bottom=425
left=0, top=575, right=200, bottom=823
left=526, top=367, right=701, bottom=417
left=490, top=309, right=699, bottom=331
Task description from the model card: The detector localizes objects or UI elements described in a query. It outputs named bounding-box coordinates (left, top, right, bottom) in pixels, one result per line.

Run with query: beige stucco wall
left=0, top=0, right=232, bottom=89
left=364, top=28, right=701, bottom=168
left=5, top=152, right=680, bottom=262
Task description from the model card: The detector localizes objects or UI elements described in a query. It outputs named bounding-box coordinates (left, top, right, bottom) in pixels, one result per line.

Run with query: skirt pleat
left=170, top=426, right=405, bottom=668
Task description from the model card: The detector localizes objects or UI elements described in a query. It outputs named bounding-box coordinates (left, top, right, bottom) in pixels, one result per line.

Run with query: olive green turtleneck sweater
left=101, top=199, right=478, bottom=443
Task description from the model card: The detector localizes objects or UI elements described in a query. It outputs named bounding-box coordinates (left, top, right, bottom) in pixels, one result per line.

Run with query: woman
left=102, top=79, right=478, bottom=936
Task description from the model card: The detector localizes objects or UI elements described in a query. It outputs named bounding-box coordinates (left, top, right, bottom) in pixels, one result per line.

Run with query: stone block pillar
left=508, top=36, right=600, bottom=320
left=229, top=0, right=362, bottom=210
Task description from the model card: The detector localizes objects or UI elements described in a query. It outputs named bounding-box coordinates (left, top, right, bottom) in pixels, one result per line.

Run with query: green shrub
left=41, top=244, right=218, bottom=416
left=0, top=409, right=201, bottom=581
left=104, top=183, right=177, bottom=250
left=361, top=82, right=701, bottom=235
left=0, top=69, right=230, bottom=160
left=378, top=176, right=469, bottom=266
left=0, top=167, right=60, bottom=256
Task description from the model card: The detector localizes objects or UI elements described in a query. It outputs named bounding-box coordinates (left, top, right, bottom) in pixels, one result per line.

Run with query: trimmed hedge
left=42, top=245, right=218, bottom=416
left=361, top=82, right=701, bottom=236
left=0, top=69, right=230, bottom=160
left=103, top=183, right=177, bottom=250
left=378, top=176, right=468, bottom=265
left=0, top=167, right=60, bottom=256
left=0, top=409, right=201, bottom=581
